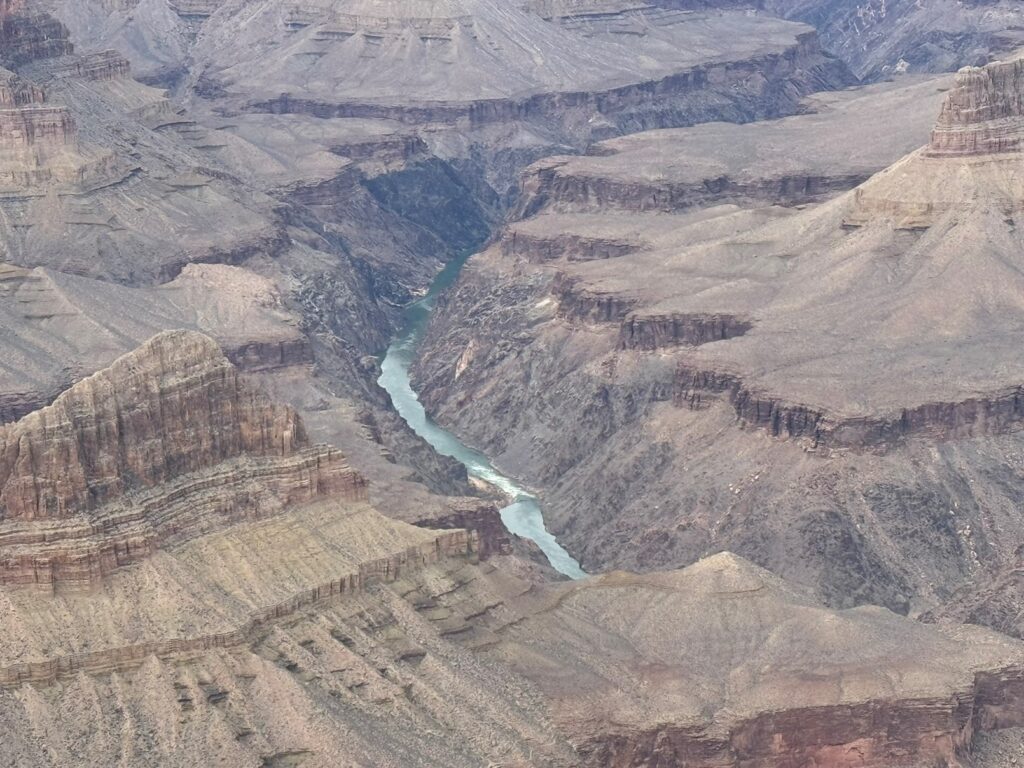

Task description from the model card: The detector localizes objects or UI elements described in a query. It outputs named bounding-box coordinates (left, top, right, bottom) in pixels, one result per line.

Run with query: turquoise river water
left=378, top=256, right=586, bottom=579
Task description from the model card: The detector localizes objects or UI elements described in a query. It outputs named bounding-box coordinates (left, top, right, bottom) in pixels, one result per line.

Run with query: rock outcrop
left=51, top=49, right=132, bottom=81
left=930, top=59, right=1024, bottom=156
left=622, top=312, right=752, bottom=351
left=0, top=263, right=319, bottom=425
left=0, top=61, right=125, bottom=195
left=0, top=65, right=74, bottom=156
left=472, top=553, right=1024, bottom=768
left=0, top=0, right=72, bottom=66
left=0, top=100, right=73, bottom=149
left=514, top=76, right=948, bottom=217
left=411, top=56, right=1024, bottom=617
left=0, top=331, right=366, bottom=589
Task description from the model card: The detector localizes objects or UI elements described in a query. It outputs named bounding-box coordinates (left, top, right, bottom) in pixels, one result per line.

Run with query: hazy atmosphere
left=2, top=0, right=1024, bottom=765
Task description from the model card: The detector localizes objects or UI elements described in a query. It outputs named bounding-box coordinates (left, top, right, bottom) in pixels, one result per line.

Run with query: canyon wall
left=252, top=32, right=851, bottom=141
left=0, top=331, right=369, bottom=589
left=0, top=0, right=72, bottom=65
left=411, top=56, right=1024, bottom=618
left=931, top=59, right=1024, bottom=155
left=0, top=528, right=474, bottom=688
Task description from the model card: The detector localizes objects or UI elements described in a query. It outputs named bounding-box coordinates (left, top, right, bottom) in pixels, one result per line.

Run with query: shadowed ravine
left=379, top=255, right=586, bottom=579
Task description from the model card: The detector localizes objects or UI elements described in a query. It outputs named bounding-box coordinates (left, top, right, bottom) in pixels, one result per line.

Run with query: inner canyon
left=3, top=0, right=1024, bottom=766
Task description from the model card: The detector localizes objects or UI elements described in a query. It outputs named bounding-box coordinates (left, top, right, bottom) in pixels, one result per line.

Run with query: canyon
left=1, top=0, right=1024, bottom=765
left=416, top=57, right=1024, bottom=622
left=7, top=325, right=1024, bottom=766
left=763, top=0, right=1024, bottom=80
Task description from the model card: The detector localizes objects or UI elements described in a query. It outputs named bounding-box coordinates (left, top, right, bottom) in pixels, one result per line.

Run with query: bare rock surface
left=931, top=58, right=1024, bottom=156
left=472, top=553, right=1024, bottom=767
left=762, top=0, right=1024, bottom=80
left=414, top=55, right=1024, bottom=616
left=0, top=330, right=367, bottom=589
left=517, top=74, right=950, bottom=215
left=7, top=2, right=1024, bottom=765
left=0, top=262, right=309, bottom=421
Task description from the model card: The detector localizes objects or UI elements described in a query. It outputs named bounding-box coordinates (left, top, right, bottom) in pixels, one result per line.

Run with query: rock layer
left=930, top=59, right=1024, bottom=156
left=0, top=0, right=72, bottom=66
left=412, top=58, right=1024, bottom=615
left=0, top=331, right=366, bottom=589
left=472, top=554, right=1024, bottom=768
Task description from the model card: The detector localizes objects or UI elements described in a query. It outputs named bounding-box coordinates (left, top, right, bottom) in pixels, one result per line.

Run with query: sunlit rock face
left=0, top=331, right=367, bottom=589
left=930, top=59, right=1024, bottom=156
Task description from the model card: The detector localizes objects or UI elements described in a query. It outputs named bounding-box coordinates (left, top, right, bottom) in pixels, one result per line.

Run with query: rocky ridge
left=762, top=0, right=1024, bottom=80
left=515, top=75, right=948, bottom=217
left=930, top=58, right=1024, bottom=156
left=9, top=324, right=1018, bottom=766
left=6, top=2, right=1024, bottom=765
left=414, top=57, right=1024, bottom=617
left=0, top=331, right=366, bottom=590
left=472, top=553, right=1024, bottom=767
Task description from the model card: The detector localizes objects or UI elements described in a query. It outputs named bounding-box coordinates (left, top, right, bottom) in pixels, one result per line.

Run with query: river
left=378, top=255, right=587, bottom=579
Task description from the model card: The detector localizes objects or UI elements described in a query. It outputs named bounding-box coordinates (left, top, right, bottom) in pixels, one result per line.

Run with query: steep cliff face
left=761, top=0, right=1024, bottom=80
left=0, top=331, right=367, bottom=589
left=930, top=59, right=1024, bottom=156
left=0, top=101, right=73, bottom=149
left=414, top=56, right=1024, bottom=617
left=0, top=331, right=309, bottom=518
left=0, top=0, right=72, bottom=66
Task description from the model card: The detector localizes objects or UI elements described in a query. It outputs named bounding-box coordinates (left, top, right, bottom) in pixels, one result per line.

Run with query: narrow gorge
left=379, top=254, right=586, bottom=579
left=3, top=0, right=1024, bottom=765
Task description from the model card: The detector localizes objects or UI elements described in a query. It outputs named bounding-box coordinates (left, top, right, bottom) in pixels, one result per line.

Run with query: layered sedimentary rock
left=0, top=0, right=496, bottom=517
left=0, top=463, right=540, bottom=765
left=0, top=100, right=73, bottom=149
left=189, top=1, right=849, bottom=111
left=516, top=75, right=949, bottom=216
left=0, top=262, right=314, bottom=423
left=6, top=521, right=1024, bottom=767
left=9, top=2, right=1024, bottom=763
left=414, top=56, right=1024, bottom=617
left=762, top=0, right=1024, bottom=80
left=0, top=0, right=72, bottom=66
left=52, top=48, right=131, bottom=80
left=0, top=65, right=43, bottom=105
left=0, top=60, right=75, bottom=162
left=0, top=331, right=366, bottom=589
left=47, top=0, right=855, bottom=183
left=930, top=58, right=1024, bottom=156
left=0, top=53, right=278, bottom=281
left=0, top=13, right=139, bottom=204
left=467, top=553, right=1024, bottom=767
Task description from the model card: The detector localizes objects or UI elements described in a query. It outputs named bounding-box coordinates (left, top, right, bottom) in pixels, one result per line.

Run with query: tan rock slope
left=49, top=0, right=854, bottom=152
left=0, top=18, right=277, bottom=283
left=0, top=262, right=310, bottom=422
left=0, top=330, right=563, bottom=767
left=414, top=56, right=1024, bottom=616
left=0, top=330, right=365, bottom=590
left=2, top=370, right=1024, bottom=768
left=6, top=3, right=1024, bottom=766
left=473, top=553, right=1024, bottom=767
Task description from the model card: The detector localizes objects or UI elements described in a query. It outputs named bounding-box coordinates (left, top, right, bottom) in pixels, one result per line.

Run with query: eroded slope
left=415, top=59, right=1024, bottom=616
